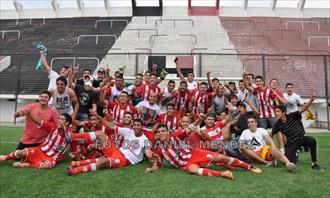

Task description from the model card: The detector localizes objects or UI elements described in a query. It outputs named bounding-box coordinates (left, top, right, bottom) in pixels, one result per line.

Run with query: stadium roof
left=1, top=0, right=329, bottom=10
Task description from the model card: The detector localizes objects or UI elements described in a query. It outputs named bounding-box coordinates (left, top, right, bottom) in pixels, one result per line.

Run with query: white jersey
left=48, top=70, right=60, bottom=90
left=239, top=128, right=269, bottom=151
left=284, top=92, right=303, bottom=114
left=116, top=127, right=149, bottom=164
left=109, top=86, right=128, bottom=101
left=187, top=81, right=198, bottom=91
left=135, top=101, right=160, bottom=131
left=51, top=87, right=73, bottom=115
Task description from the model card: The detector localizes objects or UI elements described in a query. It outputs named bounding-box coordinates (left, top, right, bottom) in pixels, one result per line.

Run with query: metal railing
left=77, top=34, right=117, bottom=45
left=1, top=30, right=21, bottom=39
left=285, top=20, right=320, bottom=30
left=50, top=57, right=100, bottom=68
left=94, top=19, right=129, bottom=28
left=308, top=36, right=330, bottom=47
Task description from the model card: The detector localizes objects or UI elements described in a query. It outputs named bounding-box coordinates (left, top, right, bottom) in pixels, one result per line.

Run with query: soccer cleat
left=249, top=166, right=263, bottom=174
left=222, top=171, right=234, bottom=180
left=286, top=162, right=297, bottom=172
left=0, top=155, right=6, bottom=162
left=66, top=166, right=76, bottom=176
left=312, top=163, right=324, bottom=171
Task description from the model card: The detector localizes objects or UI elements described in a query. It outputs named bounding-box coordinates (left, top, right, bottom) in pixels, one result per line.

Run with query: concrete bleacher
left=99, top=16, right=243, bottom=80
left=220, top=16, right=330, bottom=98
left=0, top=17, right=131, bottom=95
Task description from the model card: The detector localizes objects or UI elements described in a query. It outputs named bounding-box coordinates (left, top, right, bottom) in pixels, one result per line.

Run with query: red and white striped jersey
left=157, top=114, right=180, bottom=132
left=107, top=102, right=137, bottom=124
left=38, top=121, right=72, bottom=162
left=191, top=90, right=212, bottom=115
left=253, top=87, right=276, bottom=119
left=173, top=92, right=192, bottom=111
left=136, top=83, right=161, bottom=101
left=200, top=121, right=224, bottom=142
left=154, top=129, right=193, bottom=169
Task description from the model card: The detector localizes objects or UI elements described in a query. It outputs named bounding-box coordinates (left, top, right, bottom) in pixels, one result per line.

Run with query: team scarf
left=35, top=43, right=47, bottom=70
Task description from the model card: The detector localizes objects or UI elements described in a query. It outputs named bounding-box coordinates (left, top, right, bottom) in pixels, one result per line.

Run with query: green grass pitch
left=0, top=126, right=329, bottom=198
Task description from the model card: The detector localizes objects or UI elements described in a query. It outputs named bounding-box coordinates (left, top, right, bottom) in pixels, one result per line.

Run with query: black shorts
left=16, top=142, right=41, bottom=150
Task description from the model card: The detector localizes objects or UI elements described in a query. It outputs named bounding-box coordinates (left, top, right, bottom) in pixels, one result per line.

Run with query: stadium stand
left=0, top=16, right=131, bottom=94
left=220, top=16, right=330, bottom=98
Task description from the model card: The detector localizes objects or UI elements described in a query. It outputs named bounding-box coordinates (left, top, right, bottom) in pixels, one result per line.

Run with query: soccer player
left=0, top=111, right=73, bottom=169
left=145, top=114, right=262, bottom=180
left=157, top=103, right=180, bottom=132
left=175, top=57, right=198, bottom=91
left=100, top=91, right=137, bottom=124
left=13, top=90, right=58, bottom=150
left=272, top=93, right=323, bottom=170
left=66, top=118, right=156, bottom=175
left=239, top=116, right=297, bottom=171
left=133, top=73, right=161, bottom=102
left=191, top=82, right=213, bottom=119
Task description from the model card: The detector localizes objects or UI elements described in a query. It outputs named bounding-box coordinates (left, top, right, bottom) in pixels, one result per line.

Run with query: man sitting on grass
left=0, top=111, right=73, bottom=169
left=145, top=114, right=263, bottom=180
left=239, top=116, right=297, bottom=172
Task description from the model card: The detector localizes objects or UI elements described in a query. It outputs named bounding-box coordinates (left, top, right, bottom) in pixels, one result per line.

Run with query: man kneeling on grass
left=239, top=116, right=296, bottom=172
left=145, top=114, right=263, bottom=180
left=0, top=111, right=73, bottom=169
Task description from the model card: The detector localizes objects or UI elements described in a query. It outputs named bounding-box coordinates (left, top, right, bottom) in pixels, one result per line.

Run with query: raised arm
left=90, top=110, right=116, bottom=130
left=40, top=51, right=51, bottom=76
left=206, top=71, right=212, bottom=89
left=174, top=57, right=186, bottom=82
left=299, top=93, right=317, bottom=114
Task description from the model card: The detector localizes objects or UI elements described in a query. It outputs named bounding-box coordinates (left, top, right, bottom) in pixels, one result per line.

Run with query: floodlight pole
left=298, top=0, right=306, bottom=11
left=243, top=0, right=249, bottom=10
left=104, top=0, right=110, bottom=16
left=51, top=0, right=60, bottom=18
left=270, top=0, right=277, bottom=11
left=77, top=0, right=85, bottom=16
left=13, top=0, right=23, bottom=19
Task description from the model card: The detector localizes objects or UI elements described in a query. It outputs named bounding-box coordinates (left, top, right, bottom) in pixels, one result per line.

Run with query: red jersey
left=191, top=90, right=213, bottom=115
left=253, top=87, right=276, bottom=119
left=38, top=121, right=72, bottom=162
left=136, top=83, right=161, bottom=101
left=173, top=92, right=192, bottom=112
left=154, top=129, right=193, bottom=169
left=157, top=114, right=180, bottom=132
left=20, top=103, right=58, bottom=144
left=199, top=122, right=226, bottom=154
left=107, top=102, right=137, bottom=124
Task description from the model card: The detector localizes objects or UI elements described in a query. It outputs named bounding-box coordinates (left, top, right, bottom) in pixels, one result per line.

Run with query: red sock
left=75, top=158, right=97, bottom=166
left=4, top=150, right=20, bottom=160
left=72, top=163, right=97, bottom=174
left=228, top=157, right=251, bottom=170
left=71, top=132, right=96, bottom=142
left=197, top=168, right=223, bottom=177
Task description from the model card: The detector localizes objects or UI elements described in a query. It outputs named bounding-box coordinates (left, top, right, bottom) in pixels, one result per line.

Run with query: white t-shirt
left=187, top=81, right=198, bottom=92
left=284, top=92, right=303, bottom=114
left=116, top=127, right=149, bottom=164
left=135, top=101, right=160, bottom=131
left=109, top=86, right=128, bottom=101
left=48, top=70, right=60, bottom=90
left=239, top=128, right=269, bottom=151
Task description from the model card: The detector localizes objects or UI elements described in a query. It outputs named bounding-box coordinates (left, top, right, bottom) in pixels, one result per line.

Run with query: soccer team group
left=0, top=51, right=323, bottom=180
